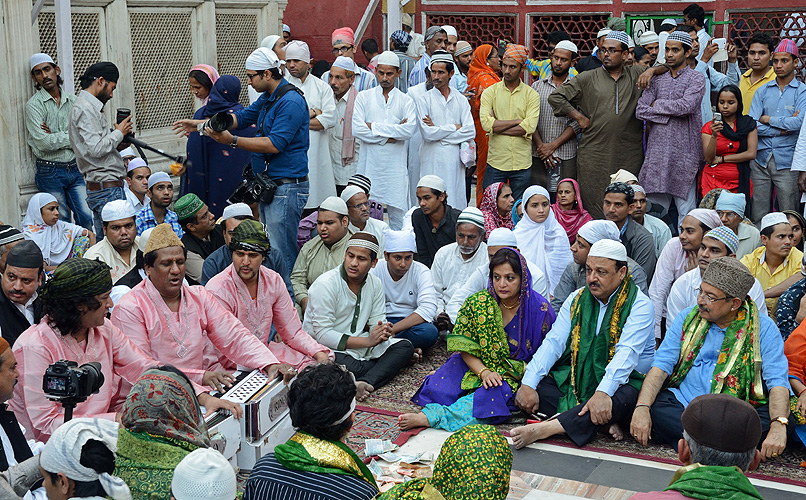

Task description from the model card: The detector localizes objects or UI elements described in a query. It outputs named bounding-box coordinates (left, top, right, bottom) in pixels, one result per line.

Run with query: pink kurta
left=10, top=318, right=158, bottom=441
left=206, top=265, right=333, bottom=370
left=110, top=278, right=278, bottom=386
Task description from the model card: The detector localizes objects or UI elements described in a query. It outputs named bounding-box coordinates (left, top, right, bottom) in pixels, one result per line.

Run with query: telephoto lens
left=209, top=112, right=234, bottom=132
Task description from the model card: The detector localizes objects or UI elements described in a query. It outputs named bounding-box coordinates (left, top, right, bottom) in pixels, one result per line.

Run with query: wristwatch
left=230, top=136, right=238, bottom=148
left=772, top=416, right=789, bottom=426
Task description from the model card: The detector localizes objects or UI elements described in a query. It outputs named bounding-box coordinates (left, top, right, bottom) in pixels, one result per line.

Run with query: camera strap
left=255, top=83, right=304, bottom=169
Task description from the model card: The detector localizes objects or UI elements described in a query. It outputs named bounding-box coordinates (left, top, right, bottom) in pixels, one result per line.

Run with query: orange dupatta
left=467, top=44, right=502, bottom=205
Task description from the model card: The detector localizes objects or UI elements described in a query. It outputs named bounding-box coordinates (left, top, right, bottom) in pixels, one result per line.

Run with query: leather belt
left=86, top=180, right=123, bottom=191
left=273, top=175, right=308, bottom=185
left=36, top=159, right=77, bottom=168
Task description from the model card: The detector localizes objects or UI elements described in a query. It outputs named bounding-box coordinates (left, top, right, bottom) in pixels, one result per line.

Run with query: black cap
left=80, top=61, right=119, bottom=84
left=5, top=240, right=44, bottom=269
left=682, top=393, right=761, bottom=453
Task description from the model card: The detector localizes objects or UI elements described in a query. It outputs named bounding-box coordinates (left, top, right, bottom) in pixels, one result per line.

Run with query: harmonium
left=205, top=369, right=296, bottom=470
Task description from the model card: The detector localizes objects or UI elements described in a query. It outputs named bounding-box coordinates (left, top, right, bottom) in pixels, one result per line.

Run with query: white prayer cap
left=319, top=196, right=349, bottom=216
left=662, top=18, right=678, bottom=26
left=384, top=228, right=416, bottom=253
left=628, top=37, right=635, bottom=49
left=260, top=35, right=282, bottom=50
left=554, top=40, right=579, bottom=54
left=686, top=208, right=722, bottom=231
left=221, top=203, right=252, bottom=221
left=760, top=212, right=790, bottom=232
left=418, top=175, right=446, bottom=193
left=40, top=418, right=131, bottom=500
left=147, top=171, right=172, bottom=190
left=597, top=28, right=612, bottom=39
left=429, top=50, right=454, bottom=69
left=340, top=185, right=365, bottom=204
left=127, top=157, right=148, bottom=173
left=140, top=227, right=156, bottom=249
left=101, top=200, right=136, bottom=222
left=376, top=51, right=400, bottom=68
left=401, top=13, right=413, bottom=27
left=30, top=53, right=55, bottom=70
left=457, top=207, right=485, bottom=230
left=332, top=56, right=356, bottom=72
left=609, top=169, right=638, bottom=184
left=639, top=31, right=659, bottom=46
left=577, top=220, right=620, bottom=245
left=283, top=24, right=291, bottom=33
left=488, top=228, right=518, bottom=247
left=245, top=47, right=280, bottom=71
left=172, top=448, right=236, bottom=500
left=119, top=146, right=136, bottom=159
left=285, top=40, right=311, bottom=62
left=442, top=25, right=458, bottom=37
left=588, top=239, right=628, bottom=262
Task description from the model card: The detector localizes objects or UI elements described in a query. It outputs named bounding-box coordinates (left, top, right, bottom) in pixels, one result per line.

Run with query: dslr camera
left=43, top=360, right=104, bottom=402
left=228, top=164, right=277, bottom=205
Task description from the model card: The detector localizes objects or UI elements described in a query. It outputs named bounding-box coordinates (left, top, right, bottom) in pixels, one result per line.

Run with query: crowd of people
left=2, top=3, right=806, bottom=499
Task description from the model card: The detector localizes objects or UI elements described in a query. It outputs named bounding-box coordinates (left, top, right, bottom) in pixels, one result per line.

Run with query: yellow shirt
left=739, top=67, right=776, bottom=115
left=740, top=245, right=803, bottom=314
left=479, top=80, right=540, bottom=172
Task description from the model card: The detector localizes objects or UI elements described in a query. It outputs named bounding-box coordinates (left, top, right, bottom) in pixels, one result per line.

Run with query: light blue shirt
left=695, top=60, right=740, bottom=124
left=522, top=286, right=655, bottom=396
left=408, top=53, right=431, bottom=88
left=748, top=77, right=806, bottom=170
left=652, top=305, right=790, bottom=407
left=450, top=72, right=468, bottom=93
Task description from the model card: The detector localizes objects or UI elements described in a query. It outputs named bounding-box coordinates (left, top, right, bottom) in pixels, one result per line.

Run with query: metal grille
left=729, top=11, right=806, bottom=81
left=38, top=12, right=102, bottom=90
left=426, top=14, right=517, bottom=50
left=530, top=14, right=611, bottom=59
left=216, top=12, right=259, bottom=107
left=130, top=11, right=194, bottom=129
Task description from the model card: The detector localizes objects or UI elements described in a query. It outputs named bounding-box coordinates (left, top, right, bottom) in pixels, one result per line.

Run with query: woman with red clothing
left=467, top=45, right=501, bottom=205
left=700, top=85, right=757, bottom=201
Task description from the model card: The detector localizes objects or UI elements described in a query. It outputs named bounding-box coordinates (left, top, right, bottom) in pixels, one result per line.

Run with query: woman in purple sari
left=400, top=248, right=555, bottom=431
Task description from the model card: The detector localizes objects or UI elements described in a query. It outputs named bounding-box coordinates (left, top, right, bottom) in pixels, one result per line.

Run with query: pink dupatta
left=551, top=178, right=592, bottom=244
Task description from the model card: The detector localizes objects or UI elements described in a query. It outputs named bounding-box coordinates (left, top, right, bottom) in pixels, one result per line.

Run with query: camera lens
left=209, top=112, right=234, bottom=132
left=82, top=362, right=105, bottom=395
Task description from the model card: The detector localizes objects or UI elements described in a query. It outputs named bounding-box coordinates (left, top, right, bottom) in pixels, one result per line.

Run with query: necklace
left=235, top=277, right=268, bottom=340
left=501, top=298, right=520, bottom=310
left=59, top=330, right=99, bottom=364
left=145, top=283, right=191, bottom=358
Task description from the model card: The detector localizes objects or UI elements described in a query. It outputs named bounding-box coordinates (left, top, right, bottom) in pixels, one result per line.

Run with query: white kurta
left=370, top=260, right=438, bottom=320
left=666, top=267, right=768, bottom=324
left=349, top=217, right=389, bottom=252
left=431, top=242, right=489, bottom=317
left=352, top=87, right=417, bottom=211
left=288, top=74, right=338, bottom=209
left=406, top=83, right=428, bottom=207
left=328, top=89, right=361, bottom=186
left=415, top=87, right=476, bottom=210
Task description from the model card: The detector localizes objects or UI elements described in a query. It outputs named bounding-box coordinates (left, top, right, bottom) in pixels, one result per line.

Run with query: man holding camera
left=69, top=61, right=132, bottom=240
left=174, top=47, right=309, bottom=274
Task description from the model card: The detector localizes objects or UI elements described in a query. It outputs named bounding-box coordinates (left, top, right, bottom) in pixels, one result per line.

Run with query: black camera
left=116, top=108, right=131, bottom=124
left=228, top=164, right=277, bottom=205
left=43, top=360, right=104, bottom=401
left=208, top=112, right=234, bottom=132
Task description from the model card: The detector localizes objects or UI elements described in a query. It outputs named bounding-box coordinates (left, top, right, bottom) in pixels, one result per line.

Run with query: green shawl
left=274, top=431, right=378, bottom=489
left=550, top=275, right=643, bottom=413
left=665, top=464, right=763, bottom=499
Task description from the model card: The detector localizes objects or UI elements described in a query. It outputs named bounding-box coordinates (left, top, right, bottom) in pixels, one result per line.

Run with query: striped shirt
left=321, top=62, right=378, bottom=93
left=531, top=74, right=580, bottom=160
left=244, top=453, right=378, bottom=500
left=25, top=87, right=76, bottom=162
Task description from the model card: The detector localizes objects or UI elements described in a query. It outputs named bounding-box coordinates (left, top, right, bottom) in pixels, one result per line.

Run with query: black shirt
left=411, top=204, right=461, bottom=267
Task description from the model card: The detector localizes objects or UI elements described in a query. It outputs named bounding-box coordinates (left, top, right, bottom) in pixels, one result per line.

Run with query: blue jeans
left=260, top=180, right=309, bottom=273
left=85, top=186, right=125, bottom=240
left=481, top=165, right=532, bottom=201
left=388, top=316, right=438, bottom=350
left=35, top=160, right=93, bottom=230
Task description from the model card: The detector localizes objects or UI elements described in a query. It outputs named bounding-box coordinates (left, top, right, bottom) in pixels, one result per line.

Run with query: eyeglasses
left=332, top=45, right=354, bottom=55
left=696, top=288, right=732, bottom=304
left=349, top=202, right=370, bottom=209
left=716, top=210, right=740, bottom=219
left=246, top=72, right=262, bottom=80
left=599, top=48, right=623, bottom=55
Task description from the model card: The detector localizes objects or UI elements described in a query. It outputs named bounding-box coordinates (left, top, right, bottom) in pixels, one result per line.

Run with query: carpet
left=345, top=409, right=426, bottom=460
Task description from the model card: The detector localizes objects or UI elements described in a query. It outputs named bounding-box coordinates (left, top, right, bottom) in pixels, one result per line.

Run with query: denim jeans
left=388, top=316, right=439, bottom=350
left=260, top=180, right=309, bottom=273
left=35, top=160, right=94, bottom=230
left=481, top=165, right=532, bottom=201
left=85, top=186, right=125, bottom=240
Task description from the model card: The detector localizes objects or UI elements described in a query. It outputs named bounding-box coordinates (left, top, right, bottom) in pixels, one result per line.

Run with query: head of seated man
left=416, top=179, right=448, bottom=222
left=230, top=219, right=269, bottom=285
left=585, top=240, right=629, bottom=303
left=343, top=186, right=372, bottom=230
left=125, top=158, right=151, bottom=200
left=603, top=182, right=634, bottom=229
left=715, top=191, right=747, bottom=234
left=1, top=240, right=44, bottom=308
left=148, top=173, right=174, bottom=211
left=0, top=225, right=24, bottom=273
left=176, top=193, right=217, bottom=240
left=143, top=225, right=188, bottom=301
left=317, top=197, right=350, bottom=248
left=345, top=235, right=379, bottom=283
left=101, top=200, right=137, bottom=254
left=455, top=208, right=485, bottom=260
left=760, top=214, right=794, bottom=263
left=679, top=210, right=721, bottom=254
left=697, top=227, right=738, bottom=273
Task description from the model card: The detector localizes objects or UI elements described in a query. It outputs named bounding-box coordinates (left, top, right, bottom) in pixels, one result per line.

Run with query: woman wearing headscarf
left=785, top=209, right=806, bottom=252
left=479, top=182, right=514, bottom=239
left=188, top=64, right=219, bottom=107
left=184, top=75, right=257, bottom=213
left=467, top=45, right=501, bottom=205
left=403, top=248, right=555, bottom=431
left=40, top=418, right=132, bottom=500
left=513, top=185, right=573, bottom=296
left=552, top=178, right=592, bottom=244
left=21, top=192, right=94, bottom=270
left=378, top=424, right=512, bottom=500
left=115, top=367, right=211, bottom=500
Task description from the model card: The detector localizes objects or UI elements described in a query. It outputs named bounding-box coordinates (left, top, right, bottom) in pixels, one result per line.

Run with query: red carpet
left=345, top=408, right=425, bottom=461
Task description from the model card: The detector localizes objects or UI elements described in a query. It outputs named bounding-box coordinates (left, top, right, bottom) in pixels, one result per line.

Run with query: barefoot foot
left=510, top=421, right=559, bottom=449
left=409, top=348, right=423, bottom=365
left=608, top=423, right=624, bottom=441
left=356, top=381, right=375, bottom=401
left=399, top=412, right=430, bottom=430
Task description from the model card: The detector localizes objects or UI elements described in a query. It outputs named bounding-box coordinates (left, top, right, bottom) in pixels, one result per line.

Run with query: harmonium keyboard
left=204, top=369, right=295, bottom=470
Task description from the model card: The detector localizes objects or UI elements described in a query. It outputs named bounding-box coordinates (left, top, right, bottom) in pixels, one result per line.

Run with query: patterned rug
left=345, top=409, right=425, bottom=460
left=356, top=340, right=806, bottom=486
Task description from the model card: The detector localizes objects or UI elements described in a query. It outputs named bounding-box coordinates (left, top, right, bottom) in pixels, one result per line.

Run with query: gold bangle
left=478, top=368, right=490, bottom=377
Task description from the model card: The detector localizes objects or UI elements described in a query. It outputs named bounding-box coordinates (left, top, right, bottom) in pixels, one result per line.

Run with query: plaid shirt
left=135, top=204, right=184, bottom=237
left=530, top=74, right=580, bottom=161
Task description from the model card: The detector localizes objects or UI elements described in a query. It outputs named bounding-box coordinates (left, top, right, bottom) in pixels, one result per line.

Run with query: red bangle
left=798, top=388, right=806, bottom=398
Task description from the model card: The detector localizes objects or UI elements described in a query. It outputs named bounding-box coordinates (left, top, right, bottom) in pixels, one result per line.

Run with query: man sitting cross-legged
left=206, top=219, right=333, bottom=373
left=303, top=233, right=415, bottom=400
left=509, top=239, right=655, bottom=449
left=630, top=257, right=790, bottom=461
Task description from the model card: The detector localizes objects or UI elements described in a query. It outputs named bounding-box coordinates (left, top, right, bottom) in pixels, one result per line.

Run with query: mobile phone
left=713, top=112, right=722, bottom=124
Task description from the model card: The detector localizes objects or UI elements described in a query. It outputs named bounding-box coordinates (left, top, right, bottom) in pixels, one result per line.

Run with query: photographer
left=68, top=62, right=132, bottom=240
left=8, top=258, right=239, bottom=441
left=173, top=47, right=310, bottom=273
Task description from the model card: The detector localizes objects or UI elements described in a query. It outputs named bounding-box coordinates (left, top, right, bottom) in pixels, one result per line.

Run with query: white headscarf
left=513, top=186, right=573, bottom=295
left=21, top=193, right=85, bottom=266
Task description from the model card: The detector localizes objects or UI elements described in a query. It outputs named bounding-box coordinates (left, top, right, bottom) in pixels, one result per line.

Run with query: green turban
left=40, top=258, right=112, bottom=301
left=230, top=219, right=270, bottom=254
